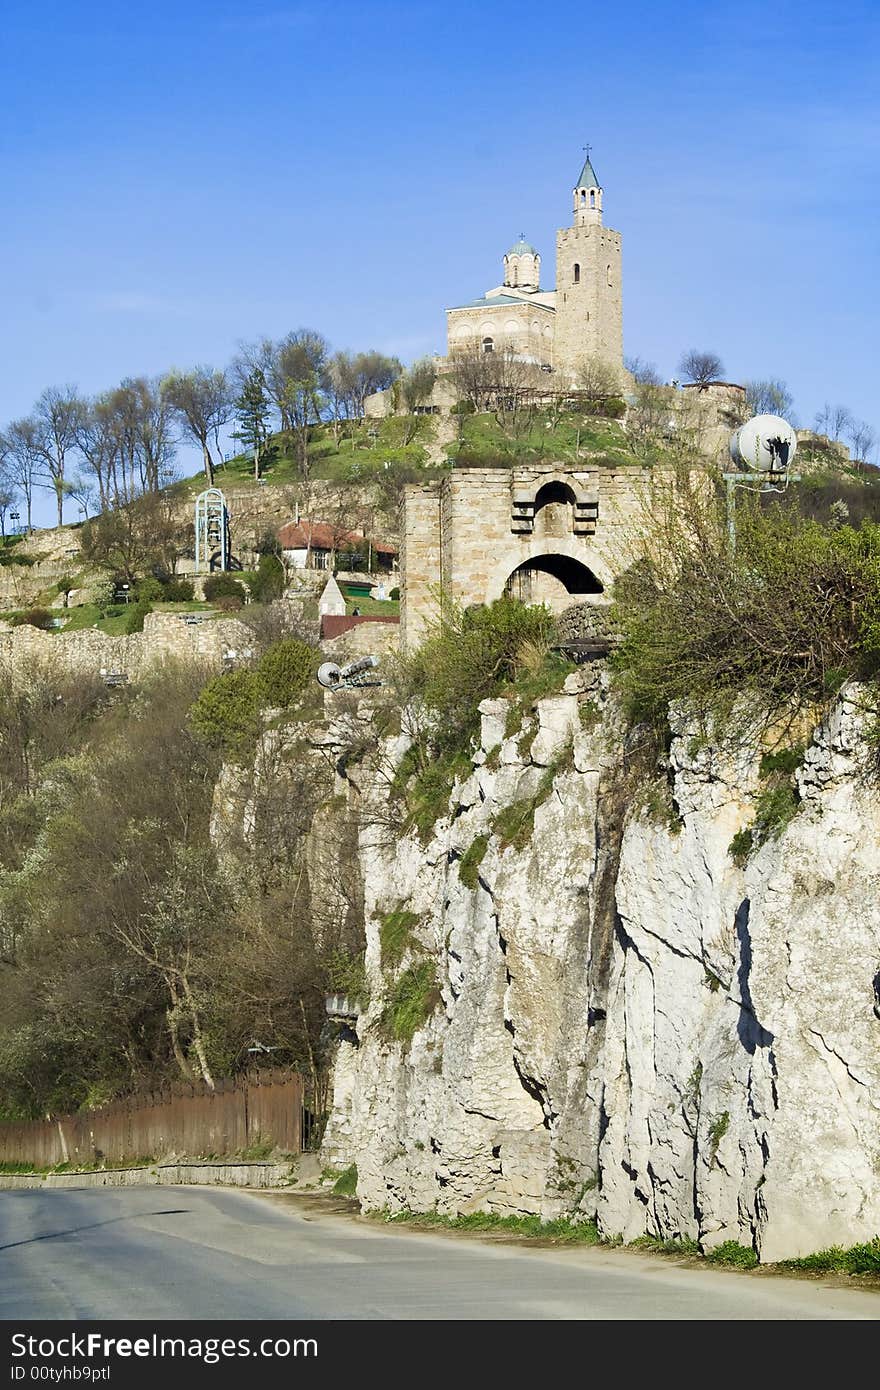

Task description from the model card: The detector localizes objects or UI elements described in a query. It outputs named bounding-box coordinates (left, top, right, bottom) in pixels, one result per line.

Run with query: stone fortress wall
left=399, top=461, right=653, bottom=647
left=0, top=610, right=258, bottom=683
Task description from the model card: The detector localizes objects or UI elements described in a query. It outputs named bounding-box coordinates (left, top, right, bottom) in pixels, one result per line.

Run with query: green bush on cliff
left=378, top=960, right=441, bottom=1044
left=189, top=669, right=263, bottom=762
left=255, top=638, right=318, bottom=708
left=612, top=478, right=880, bottom=730
left=400, top=596, right=557, bottom=753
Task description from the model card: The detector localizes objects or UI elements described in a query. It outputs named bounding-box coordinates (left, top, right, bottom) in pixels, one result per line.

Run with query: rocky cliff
left=320, top=676, right=880, bottom=1262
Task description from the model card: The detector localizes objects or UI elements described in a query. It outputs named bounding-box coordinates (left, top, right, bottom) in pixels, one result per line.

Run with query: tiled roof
left=278, top=521, right=397, bottom=554
left=448, top=294, right=555, bottom=313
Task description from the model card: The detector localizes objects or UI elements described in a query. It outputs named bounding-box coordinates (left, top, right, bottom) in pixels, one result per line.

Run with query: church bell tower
left=553, top=149, right=623, bottom=381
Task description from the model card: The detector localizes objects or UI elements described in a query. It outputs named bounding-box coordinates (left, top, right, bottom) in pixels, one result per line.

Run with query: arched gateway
left=399, top=463, right=639, bottom=648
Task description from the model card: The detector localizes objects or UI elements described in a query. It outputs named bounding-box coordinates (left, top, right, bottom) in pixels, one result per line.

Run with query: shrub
left=214, top=594, right=243, bottom=613
left=378, top=960, right=440, bottom=1044
left=10, top=608, right=54, bottom=630
left=612, top=480, right=880, bottom=731
left=124, top=599, right=151, bottom=634
left=203, top=573, right=246, bottom=603
left=400, top=596, right=557, bottom=754
left=583, top=395, right=626, bottom=418
left=189, top=670, right=263, bottom=762
left=389, top=586, right=400, bottom=601
left=163, top=578, right=195, bottom=603
left=255, top=638, right=317, bottom=708
left=458, top=834, right=489, bottom=890
left=248, top=553, right=285, bottom=604
left=134, top=577, right=165, bottom=603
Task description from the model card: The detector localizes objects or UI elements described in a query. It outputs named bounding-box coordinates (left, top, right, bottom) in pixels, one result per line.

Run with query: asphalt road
left=0, top=1186, right=877, bottom=1320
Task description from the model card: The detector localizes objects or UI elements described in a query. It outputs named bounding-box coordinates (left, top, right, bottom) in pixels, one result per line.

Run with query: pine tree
left=233, top=369, right=273, bottom=479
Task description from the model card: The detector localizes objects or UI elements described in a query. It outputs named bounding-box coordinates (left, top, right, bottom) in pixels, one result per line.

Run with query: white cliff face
left=322, top=681, right=880, bottom=1260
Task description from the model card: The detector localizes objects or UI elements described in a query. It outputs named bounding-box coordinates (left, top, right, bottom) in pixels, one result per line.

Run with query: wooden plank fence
left=0, top=1070, right=307, bottom=1168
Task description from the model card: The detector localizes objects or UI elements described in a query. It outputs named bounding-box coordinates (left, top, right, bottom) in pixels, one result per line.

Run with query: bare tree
left=0, top=453, right=15, bottom=537
left=625, top=383, right=677, bottom=459
left=575, top=355, right=621, bottom=399
left=323, top=351, right=358, bottom=444
left=744, top=379, right=795, bottom=420
left=33, top=385, right=81, bottom=526
left=814, top=402, right=854, bottom=442
left=73, top=395, right=119, bottom=511
left=847, top=418, right=877, bottom=469
left=625, top=356, right=662, bottom=386
left=348, top=349, right=401, bottom=418
left=399, top=358, right=437, bottom=443
left=0, top=418, right=41, bottom=532
left=678, top=349, right=725, bottom=390
left=161, top=368, right=232, bottom=485
left=491, top=346, right=541, bottom=437
left=448, top=337, right=498, bottom=413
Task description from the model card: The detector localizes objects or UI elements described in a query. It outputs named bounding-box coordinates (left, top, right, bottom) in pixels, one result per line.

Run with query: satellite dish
left=317, top=662, right=342, bottom=689
left=317, top=654, right=381, bottom=691
left=729, top=414, right=797, bottom=474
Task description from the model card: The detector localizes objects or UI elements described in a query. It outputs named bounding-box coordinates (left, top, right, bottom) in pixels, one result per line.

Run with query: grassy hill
left=189, top=408, right=635, bottom=495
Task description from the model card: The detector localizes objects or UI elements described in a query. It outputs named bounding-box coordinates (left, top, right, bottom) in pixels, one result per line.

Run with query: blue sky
left=2, top=0, right=878, bottom=520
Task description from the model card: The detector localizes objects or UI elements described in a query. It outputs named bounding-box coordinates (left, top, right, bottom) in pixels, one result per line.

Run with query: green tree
left=189, top=669, right=263, bottom=762
left=233, top=368, right=273, bottom=479
left=256, top=639, right=317, bottom=707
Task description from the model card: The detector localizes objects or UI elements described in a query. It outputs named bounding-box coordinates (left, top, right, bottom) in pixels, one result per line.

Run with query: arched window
left=606, top=263, right=613, bottom=286
left=580, top=190, right=586, bottom=205
left=590, top=190, right=596, bottom=208
left=482, top=337, right=494, bottom=354
left=573, top=263, right=580, bottom=284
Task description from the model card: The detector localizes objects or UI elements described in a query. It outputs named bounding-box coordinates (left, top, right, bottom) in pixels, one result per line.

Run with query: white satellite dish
left=317, top=655, right=381, bottom=691
left=317, top=661, right=343, bottom=689
left=729, top=414, right=797, bottom=474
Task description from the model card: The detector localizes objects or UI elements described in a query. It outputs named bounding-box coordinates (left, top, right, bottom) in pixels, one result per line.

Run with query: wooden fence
left=0, top=1070, right=307, bottom=1168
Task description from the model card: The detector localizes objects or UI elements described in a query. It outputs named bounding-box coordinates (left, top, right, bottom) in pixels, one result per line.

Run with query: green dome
left=507, top=236, right=538, bottom=257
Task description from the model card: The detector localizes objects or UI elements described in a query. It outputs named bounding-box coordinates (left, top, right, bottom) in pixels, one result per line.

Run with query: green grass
left=344, top=596, right=400, bottom=617
left=378, top=907, right=421, bottom=970
left=705, top=1240, right=759, bottom=1269
left=189, top=417, right=439, bottom=491
left=450, top=410, right=630, bottom=468
left=62, top=600, right=213, bottom=636
left=377, top=960, right=441, bottom=1044
left=778, top=1237, right=880, bottom=1276
left=376, top=1208, right=601, bottom=1243
left=458, top=834, right=489, bottom=890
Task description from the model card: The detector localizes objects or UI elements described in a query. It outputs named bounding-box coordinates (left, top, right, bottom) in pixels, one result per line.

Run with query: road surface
left=0, top=1186, right=877, bottom=1320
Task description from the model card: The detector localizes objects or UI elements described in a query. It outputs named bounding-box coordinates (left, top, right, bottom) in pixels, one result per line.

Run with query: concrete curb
left=0, top=1160, right=299, bottom=1191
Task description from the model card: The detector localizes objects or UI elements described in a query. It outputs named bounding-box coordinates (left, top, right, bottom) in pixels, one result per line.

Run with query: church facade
left=444, top=152, right=624, bottom=381
left=364, top=152, right=625, bottom=420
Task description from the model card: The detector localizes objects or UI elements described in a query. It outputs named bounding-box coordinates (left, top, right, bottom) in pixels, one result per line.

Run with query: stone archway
left=486, top=538, right=613, bottom=610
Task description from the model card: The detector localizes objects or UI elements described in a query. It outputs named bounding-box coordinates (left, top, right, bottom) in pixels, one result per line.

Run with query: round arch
left=485, top=537, right=614, bottom=604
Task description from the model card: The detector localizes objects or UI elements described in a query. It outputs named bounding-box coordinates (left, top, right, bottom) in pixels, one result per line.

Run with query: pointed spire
left=576, top=144, right=599, bottom=189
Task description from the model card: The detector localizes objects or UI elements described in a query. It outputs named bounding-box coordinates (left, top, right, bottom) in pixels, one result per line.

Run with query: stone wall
left=400, top=462, right=652, bottom=646
left=0, top=610, right=257, bottom=682
left=554, top=223, right=623, bottom=379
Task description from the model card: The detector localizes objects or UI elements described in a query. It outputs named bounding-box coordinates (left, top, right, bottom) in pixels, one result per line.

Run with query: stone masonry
left=399, top=461, right=652, bottom=646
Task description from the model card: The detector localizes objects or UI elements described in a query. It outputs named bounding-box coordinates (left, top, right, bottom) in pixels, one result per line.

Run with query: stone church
left=365, top=151, right=625, bottom=420
left=444, top=151, right=623, bottom=380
